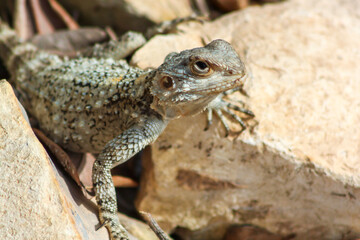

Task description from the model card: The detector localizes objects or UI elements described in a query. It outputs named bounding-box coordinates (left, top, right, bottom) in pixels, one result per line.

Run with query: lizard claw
left=95, top=218, right=109, bottom=231
left=98, top=211, right=130, bottom=240
left=205, top=90, right=254, bottom=136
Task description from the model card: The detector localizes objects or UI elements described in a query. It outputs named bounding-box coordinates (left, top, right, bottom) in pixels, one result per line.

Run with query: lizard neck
left=150, top=94, right=216, bottom=120
left=133, top=69, right=156, bottom=99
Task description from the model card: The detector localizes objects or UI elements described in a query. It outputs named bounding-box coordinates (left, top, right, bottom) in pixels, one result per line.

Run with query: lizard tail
left=0, top=21, right=60, bottom=84
left=0, top=22, right=39, bottom=76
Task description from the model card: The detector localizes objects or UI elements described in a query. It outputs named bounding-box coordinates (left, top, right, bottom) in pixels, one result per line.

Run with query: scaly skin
left=0, top=23, right=251, bottom=240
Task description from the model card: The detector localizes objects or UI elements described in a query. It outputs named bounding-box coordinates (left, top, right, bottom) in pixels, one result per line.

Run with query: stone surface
left=59, top=0, right=193, bottom=33
left=0, top=80, right=82, bottom=239
left=133, top=0, right=360, bottom=239
left=0, top=80, right=158, bottom=240
left=223, top=225, right=290, bottom=240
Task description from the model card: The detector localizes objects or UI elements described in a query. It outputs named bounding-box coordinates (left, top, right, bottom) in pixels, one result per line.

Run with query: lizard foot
left=205, top=91, right=254, bottom=137
left=97, top=211, right=130, bottom=240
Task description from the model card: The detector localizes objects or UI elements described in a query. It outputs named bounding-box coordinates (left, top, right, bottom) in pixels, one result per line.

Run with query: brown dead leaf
left=48, top=0, right=79, bottom=30
left=13, top=0, right=78, bottom=39
left=30, top=0, right=57, bottom=34
left=33, top=128, right=82, bottom=188
left=14, top=0, right=36, bottom=39
left=33, top=128, right=95, bottom=198
left=76, top=152, right=96, bottom=198
left=30, top=27, right=109, bottom=56
left=112, top=176, right=138, bottom=188
left=211, top=0, right=249, bottom=12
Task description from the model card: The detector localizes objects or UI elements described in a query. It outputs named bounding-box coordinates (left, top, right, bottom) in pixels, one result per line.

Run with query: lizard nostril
left=160, top=76, right=174, bottom=89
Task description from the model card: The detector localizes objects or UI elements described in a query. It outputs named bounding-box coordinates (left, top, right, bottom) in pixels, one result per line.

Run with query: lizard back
left=0, top=23, right=155, bottom=153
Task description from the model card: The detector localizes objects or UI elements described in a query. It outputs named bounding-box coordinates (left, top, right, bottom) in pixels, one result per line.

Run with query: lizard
left=0, top=22, right=253, bottom=240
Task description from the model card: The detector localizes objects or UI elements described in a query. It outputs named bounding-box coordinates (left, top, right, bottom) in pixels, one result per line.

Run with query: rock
left=0, top=79, right=85, bottom=239
left=133, top=0, right=360, bottom=239
left=131, top=32, right=204, bottom=69
left=223, top=225, right=291, bottom=240
left=118, top=212, right=160, bottom=240
left=59, top=0, right=194, bottom=33
left=0, top=80, right=158, bottom=240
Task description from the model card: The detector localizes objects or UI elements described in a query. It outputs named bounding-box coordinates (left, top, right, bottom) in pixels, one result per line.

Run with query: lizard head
left=150, top=39, right=248, bottom=119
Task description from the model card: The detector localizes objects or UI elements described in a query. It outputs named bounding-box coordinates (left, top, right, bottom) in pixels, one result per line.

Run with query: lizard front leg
left=81, top=31, right=146, bottom=60
left=93, top=115, right=168, bottom=240
left=205, top=92, right=254, bottom=137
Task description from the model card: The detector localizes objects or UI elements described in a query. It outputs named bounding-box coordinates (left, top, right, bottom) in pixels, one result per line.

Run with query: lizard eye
left=190, top=60, right=212, bottom=76
left=160, top=76, right=175, bottom=89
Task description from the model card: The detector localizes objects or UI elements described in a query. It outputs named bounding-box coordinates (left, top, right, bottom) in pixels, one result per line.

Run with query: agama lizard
left=0, top=22, right=253, bottom=240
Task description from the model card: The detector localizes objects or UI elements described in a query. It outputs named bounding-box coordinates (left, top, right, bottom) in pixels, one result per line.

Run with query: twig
left=139, top=211, right=172, bottom=240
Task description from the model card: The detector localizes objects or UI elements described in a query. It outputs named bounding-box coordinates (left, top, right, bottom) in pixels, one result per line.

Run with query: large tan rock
left=0, top=80, right=83, bottom=239
left=133, top=0, right=360, bottom=239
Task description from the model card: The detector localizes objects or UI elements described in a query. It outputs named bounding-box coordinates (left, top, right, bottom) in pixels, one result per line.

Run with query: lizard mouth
left=194, top=72, right=248, bottom=95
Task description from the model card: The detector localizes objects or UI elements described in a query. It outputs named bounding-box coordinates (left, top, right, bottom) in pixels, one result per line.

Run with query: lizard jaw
left=151, top=94, right=216, bottom=120
left=150, top=73, right=248, bottom=120
left=191, top=72, right=248, bottom=95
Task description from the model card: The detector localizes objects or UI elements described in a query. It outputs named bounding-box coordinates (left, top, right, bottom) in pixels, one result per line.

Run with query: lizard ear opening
left=160, top=76, right=175, bottom=90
